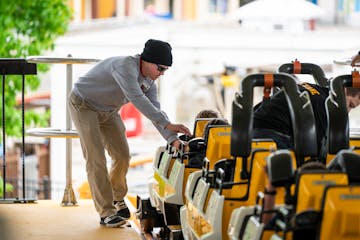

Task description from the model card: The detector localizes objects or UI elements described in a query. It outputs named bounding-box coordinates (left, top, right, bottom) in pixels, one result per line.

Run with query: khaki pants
left=68, top=91, right=130, bottom=218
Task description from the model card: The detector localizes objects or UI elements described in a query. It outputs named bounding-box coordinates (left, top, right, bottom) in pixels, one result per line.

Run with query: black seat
left=214, top=159, right=235, bottom=189
left=292, top=210, right=321, bottom=240
left=187, top=137, right=206, bottom=168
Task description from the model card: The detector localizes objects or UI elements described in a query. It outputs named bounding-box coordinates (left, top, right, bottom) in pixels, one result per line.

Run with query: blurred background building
left=66, top=0, right=360, bottom=26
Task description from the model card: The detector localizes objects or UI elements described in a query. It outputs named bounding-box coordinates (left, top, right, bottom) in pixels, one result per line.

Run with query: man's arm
left=143, top=80, right=191, bottom=144
left=112, top=68, right=170, bottom=129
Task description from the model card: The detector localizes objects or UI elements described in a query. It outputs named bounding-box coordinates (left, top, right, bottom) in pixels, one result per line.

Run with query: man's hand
left=166, top=123, right=191, bottom=136
left=351, top=52, right=360, bottom=67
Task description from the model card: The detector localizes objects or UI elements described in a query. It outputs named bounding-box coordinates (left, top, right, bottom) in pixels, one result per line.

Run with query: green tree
left=0, top=176, right=13, bottom=198
left=0, top=0, right=72, bottom=137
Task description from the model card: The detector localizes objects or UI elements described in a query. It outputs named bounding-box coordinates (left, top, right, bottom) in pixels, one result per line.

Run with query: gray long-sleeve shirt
left=72, top=54, right=177, bottom=144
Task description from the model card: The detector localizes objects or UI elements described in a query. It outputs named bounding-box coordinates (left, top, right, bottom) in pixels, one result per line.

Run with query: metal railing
left=1, top=59, right=37, bottom=203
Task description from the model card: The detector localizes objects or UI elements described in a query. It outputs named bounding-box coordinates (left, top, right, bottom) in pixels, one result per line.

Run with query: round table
left=26, top=56, right=101, bottom=206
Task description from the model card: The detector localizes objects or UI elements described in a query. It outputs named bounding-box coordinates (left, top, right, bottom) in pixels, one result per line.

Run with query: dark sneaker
left=114, top=200, right=131, bottom=220
left=100, top=214, right=126, bottom=228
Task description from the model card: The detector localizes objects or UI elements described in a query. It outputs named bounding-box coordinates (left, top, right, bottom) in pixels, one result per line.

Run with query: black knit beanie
left=141, top=39, right=173, bottom=66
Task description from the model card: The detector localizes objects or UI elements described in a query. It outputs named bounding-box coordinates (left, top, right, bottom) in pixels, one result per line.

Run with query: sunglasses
left=156, top=64, right=168, bottom=73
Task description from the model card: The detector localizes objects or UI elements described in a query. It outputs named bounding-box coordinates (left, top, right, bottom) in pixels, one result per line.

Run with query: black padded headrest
left=266, top=149, right=294, bottom=187
left=327, top=149, right=360, bottom=183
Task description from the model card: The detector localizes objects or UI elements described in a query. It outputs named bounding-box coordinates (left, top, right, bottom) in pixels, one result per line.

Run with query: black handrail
left=278, top=62, right=329, bottom=87
left=0, top=59, right=37, bottom=202
left=325, top=73, right=358, bottom=154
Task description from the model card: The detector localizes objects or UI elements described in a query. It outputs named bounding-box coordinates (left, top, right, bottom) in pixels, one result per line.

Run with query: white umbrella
left=232, top=0, right=325, bottom=20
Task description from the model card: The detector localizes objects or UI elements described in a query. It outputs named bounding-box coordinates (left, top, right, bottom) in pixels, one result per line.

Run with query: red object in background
left=309, top=19, right=316, bottom=31
left=119, top=103, right=143, bottom=137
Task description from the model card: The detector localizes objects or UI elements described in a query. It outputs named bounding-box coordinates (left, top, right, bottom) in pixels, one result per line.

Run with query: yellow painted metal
left=320, top=185, right=360, bottom=240
left=296, top=173, right=348, bottom=213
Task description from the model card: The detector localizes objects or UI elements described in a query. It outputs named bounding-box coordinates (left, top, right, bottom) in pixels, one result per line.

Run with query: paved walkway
left=0, top=199, right=141, bottom=240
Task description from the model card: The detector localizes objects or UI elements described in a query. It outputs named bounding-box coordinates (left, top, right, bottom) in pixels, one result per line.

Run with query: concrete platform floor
left=0, top=199, right=141, bottom=240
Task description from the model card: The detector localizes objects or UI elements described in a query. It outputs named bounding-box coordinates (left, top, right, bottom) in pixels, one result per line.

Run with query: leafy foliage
left=0, top=0, right=72, bottom=137
left=0, top=176, right=14, bottom=197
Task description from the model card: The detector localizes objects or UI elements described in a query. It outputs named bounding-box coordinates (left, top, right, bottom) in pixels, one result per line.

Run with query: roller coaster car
left=137, top=145, right=177, bottom=234
left=182, top=138, right=276, bottom=240
left=228, top=74, right=317, bottom=239
left=266, top=150, right=360, bottom=240
left=261, top=71, right=360, bottom=240
left=136, top=118, right=217, bottom=237
left=183, top=72, right=318, bottom=240
left=236, top=71, right=359, bottom=240
left=325, top=71, right=360, bottom=163
left=232, top=150, right=295, bottom=240
left=150, top=125, right=233, bottom=238
left=199, top=125, right=232, bottom=185
left=184, top=124, right=233, bottom=197
left=145, top=118, right=212, bottom=209
left=148, top=145, right=177, bottom=210
left=179, top=125, right=235, bottom=240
